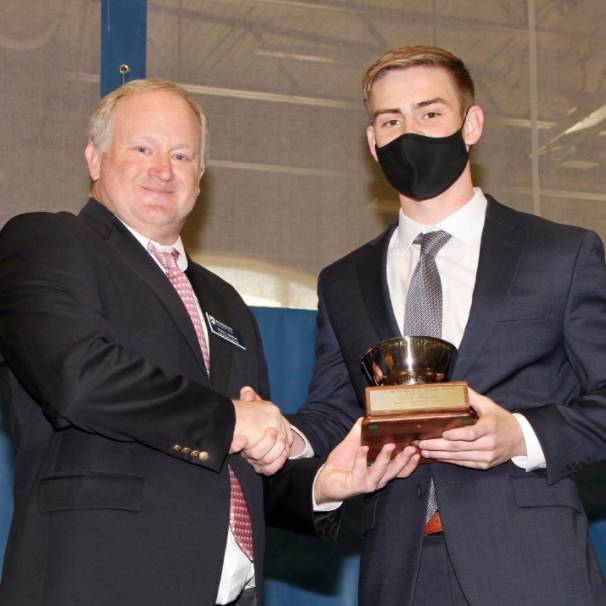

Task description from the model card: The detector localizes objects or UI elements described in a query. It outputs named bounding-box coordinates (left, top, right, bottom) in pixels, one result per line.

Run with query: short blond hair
left=362, top=46, right=475, bottom=119
left=88, top=78, right=210, bottom=168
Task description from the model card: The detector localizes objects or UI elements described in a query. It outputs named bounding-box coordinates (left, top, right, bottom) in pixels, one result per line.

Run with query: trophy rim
left=362, top=335, right=456, bottom=360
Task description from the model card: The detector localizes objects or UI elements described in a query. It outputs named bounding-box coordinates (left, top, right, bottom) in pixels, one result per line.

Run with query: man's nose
left=149, top=153, right=173, bottom=179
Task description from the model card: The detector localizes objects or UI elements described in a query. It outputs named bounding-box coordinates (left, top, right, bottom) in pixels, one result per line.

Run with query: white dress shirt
left=386, top=188, right=545, bottom=470
left=120, top=221, right=254, bottom=604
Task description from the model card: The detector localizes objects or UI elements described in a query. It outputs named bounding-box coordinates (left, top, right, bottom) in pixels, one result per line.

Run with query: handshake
left=231, top=387, right=421, bottom=505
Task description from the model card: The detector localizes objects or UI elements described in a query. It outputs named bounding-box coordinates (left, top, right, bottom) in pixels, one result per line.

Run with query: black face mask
left=375, top=125, right=470, bottom=200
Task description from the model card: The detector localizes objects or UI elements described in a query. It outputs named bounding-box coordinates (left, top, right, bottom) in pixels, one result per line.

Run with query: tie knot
left=414, top=230, right=452, bottom=259
left=148, top=242, right=180, bottom=270
left=167, top=248, right=180, bottom=265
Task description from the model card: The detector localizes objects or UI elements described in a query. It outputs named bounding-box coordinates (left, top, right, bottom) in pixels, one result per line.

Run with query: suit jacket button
left=561, top=465, right=569, bottom=473
left=182, top=447, right=192, bottom=454
left=198, top=451, right=210, bottom=462
left=172, top=444, right=182, bottom=451
left=584, top=459, right=590, bottom=466
left=415, top=484, right=424, bottom=498
left=190, top=450, right=200, bottom=458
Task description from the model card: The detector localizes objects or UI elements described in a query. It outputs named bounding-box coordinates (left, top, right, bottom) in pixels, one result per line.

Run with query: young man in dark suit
left=0, top=79, right=411, bottom=606
left=289, top=47, right=606, bottom=606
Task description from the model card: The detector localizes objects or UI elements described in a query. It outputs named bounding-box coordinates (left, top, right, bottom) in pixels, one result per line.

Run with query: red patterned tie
left=229, top=467, right=254, bottom=560
left=148, top=243, right=254, bottom=561
left=148, top=244, right=211, bottom=375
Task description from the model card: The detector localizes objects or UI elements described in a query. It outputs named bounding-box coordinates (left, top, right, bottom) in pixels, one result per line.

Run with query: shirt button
left=415, top=484, right=424, bottom=498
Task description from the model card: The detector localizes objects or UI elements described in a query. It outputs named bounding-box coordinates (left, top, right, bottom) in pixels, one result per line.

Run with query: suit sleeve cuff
left=312, top=464, right=343, bottom=512
left=511, top=413, right=547, bottom=471
left=289, top=425, right=315, bottom=459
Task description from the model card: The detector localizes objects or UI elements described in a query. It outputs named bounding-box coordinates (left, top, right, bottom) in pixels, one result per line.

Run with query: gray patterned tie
left=403, top=230, right=452, bottom=524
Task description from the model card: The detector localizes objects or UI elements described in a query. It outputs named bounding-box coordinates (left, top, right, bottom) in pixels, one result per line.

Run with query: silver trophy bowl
left=361, top=336, right=455, bottom=386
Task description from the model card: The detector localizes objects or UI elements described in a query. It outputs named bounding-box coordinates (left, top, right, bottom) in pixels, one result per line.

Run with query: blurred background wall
left=1, top=0, right=606, bottom=309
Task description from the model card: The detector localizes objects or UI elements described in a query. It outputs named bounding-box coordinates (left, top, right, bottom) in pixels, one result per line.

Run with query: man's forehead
left=369, top=66, right=459, bottom=109
left=111, top=91, right=200, bottom=137
left=113, top=89, right=189, bottom=115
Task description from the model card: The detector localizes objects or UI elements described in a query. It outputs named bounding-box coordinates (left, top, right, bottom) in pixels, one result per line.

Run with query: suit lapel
left=78, top=199, right=210, bottom=383
left=356, top=220, right=401, bottom=344
left=186, top=264, right=234, bottom=396
left=452, top=196, right=528, bottom=381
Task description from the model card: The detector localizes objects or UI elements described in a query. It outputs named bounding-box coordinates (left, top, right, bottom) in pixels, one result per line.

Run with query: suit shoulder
left=487, top=196, right=598, bottom=243
left=0, top=210, right=107, bottom=285
left=1, top=210, right=81, bottom=239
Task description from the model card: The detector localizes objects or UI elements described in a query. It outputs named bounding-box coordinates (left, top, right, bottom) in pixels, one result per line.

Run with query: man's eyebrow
left=372, top=98, right=451, bottom=122
left=371, top=108, right=403, bottom=122
left=412, top=97, right=450, bottom=110
left=132, top=135, right=197, bottom=150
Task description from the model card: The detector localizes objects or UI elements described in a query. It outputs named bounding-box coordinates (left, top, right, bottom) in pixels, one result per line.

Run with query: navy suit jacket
left=292, top=196, right=606, bottom=606
left=0, top=199, right=331, bottom=606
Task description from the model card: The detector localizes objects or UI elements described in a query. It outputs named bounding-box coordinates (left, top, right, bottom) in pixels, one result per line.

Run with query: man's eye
left=384, top=119, right=399, bottom=127
left=425, top=111, right=439, bottom=119
left=137, top=147, right=148, bottom=153
left=173, top=154, right=187, bottom=161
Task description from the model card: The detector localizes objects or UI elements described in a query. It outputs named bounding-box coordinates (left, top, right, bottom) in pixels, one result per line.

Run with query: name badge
left=206, top=313, right=246, bottom=350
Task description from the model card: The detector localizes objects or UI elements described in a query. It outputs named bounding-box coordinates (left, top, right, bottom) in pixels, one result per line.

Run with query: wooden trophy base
left=361, top=382, right=476, bottom=464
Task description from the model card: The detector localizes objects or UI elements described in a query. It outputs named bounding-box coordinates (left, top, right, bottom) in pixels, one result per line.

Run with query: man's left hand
left=418, top=388, right=527, bottom=469
left=314, top=418, right=420, bottom=505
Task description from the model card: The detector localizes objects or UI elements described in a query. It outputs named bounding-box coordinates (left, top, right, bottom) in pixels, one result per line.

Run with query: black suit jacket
left=0, top=199, right=329, bottom=606
left=292, top=196, right=606, bottom=606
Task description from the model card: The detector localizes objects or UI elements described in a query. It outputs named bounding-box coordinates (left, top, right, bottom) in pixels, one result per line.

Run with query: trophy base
left=362, top=410, right=477, bottom=463
left=362, top=382, right=476, bottom=463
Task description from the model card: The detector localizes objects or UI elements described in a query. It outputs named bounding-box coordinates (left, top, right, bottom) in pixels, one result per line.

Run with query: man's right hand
left=230, top=387, right=293, bottom=459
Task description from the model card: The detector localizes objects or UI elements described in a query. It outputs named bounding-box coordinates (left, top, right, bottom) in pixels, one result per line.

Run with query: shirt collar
left=117, top=218, right=189, bottom=271
left=397, top=188, right=487, bottom=254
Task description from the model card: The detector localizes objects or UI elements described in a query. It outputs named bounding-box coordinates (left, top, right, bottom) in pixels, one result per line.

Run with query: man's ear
left=194, top=168, right=205, bottom=198
left=462, top=105, right=484, bottom=147
left=85, top=142, right=101, bottom=181
left=366, top=125, right=379, bottom=162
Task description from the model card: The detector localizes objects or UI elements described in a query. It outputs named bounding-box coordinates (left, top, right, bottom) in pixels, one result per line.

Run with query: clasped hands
left=231, top=386, right=528, bottom=503
left=230, top=386, right=293, bottom=475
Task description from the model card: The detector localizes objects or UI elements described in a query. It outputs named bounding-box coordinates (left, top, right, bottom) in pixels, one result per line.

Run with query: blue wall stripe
left=101, top=0, right=147, bottom=97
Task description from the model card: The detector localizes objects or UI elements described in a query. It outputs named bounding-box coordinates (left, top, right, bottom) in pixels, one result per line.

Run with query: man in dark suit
left=0, top=78, right=401, bottom=606
left=289, top=47, right=606, bottom=606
